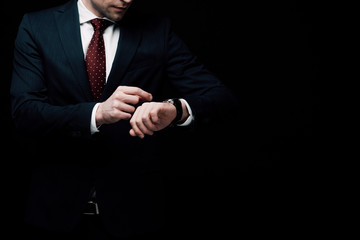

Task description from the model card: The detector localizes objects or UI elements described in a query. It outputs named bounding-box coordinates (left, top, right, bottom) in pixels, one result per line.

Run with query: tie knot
left=90, top=18, right=112, bottom=33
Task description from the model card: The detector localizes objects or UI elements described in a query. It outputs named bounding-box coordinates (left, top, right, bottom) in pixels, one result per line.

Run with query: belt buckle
left=83, top=200, right=99, bottom=215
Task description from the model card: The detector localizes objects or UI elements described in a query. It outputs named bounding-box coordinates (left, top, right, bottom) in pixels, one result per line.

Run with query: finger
left=113, top=91, right=141, bottom=105
left=130, top=106, right=145, bottom=138
left=140, top=104, right=156, bottom=133
left=105, top=110, right=132, bottom=122
left=133, top=106, right=154, bottom=136
left=113, top=101, right=136, bottom=114
left=130, top=107, right=144, bottom=138
left=129, top=128, right=136, bottom=137
left=149, top=109, right=160, bottom=127
left=118, top=86, right=153, bottom=102
left=142, top=104, right=158, bottom=131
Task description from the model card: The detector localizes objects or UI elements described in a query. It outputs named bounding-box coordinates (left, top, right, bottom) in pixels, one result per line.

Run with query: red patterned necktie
left=86, top=19, right=112, bottom=101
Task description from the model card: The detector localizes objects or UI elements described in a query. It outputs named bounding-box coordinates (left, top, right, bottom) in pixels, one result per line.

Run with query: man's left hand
left=129, top=102, right=177, bottom=138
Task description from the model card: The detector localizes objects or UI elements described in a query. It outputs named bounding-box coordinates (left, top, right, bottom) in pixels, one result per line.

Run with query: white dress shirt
left=77, top=0, right=193, bottom=134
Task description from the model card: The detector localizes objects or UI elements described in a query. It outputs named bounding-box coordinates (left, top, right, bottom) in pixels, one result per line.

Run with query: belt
left=83, top=200, right=100, bottom=215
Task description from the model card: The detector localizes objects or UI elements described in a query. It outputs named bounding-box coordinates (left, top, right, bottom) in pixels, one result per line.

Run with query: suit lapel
left=54, top=0, right=93, bottom=101
left=101, top=24, right=142, bottom=101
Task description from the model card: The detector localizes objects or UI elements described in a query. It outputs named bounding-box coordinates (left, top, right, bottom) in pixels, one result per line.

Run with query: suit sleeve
left=163, top=18, right=240, bottom=127
left=10, top=14, right=95, bottom=138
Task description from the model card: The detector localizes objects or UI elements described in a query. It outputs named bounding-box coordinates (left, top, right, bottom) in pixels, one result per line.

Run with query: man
left=11, top=0, right=238, bottom=239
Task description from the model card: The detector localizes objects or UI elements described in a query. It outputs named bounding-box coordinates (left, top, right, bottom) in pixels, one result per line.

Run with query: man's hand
left=96, top=86, right=152, bottom=126
left=129, top=100, right=189, bottom=138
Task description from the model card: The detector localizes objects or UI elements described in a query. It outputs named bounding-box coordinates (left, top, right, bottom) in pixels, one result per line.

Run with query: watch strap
left=163, top=98, right=183, bottom=127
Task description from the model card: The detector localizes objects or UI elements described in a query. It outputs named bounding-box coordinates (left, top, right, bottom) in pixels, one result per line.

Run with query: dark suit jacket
left=11, top=0, right=238, bottom=237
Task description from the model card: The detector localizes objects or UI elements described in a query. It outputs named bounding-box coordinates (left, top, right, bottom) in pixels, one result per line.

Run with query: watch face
left=165, top=99, right=174, bottom=104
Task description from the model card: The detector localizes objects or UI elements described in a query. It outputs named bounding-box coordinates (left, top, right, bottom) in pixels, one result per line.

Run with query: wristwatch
left=163, top=98, right=183, bottom=127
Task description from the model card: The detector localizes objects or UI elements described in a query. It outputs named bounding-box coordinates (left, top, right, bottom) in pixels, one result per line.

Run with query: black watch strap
left=163, top=98, right=183, bottom=127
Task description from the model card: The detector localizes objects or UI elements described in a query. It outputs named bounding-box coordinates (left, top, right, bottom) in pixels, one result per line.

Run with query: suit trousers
left=22, top=215, right=165, bottom=240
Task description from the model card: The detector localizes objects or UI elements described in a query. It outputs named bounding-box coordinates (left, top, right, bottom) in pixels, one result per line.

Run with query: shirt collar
left=78, top=0, right=115, bottom=24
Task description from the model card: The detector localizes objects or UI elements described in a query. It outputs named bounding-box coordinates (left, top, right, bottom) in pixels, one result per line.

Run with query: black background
left=1, top=0, right=315, bottom=237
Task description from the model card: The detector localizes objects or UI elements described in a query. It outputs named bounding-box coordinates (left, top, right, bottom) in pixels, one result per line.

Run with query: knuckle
left=134, top=95, right=140, bottom=103
left=133, top=87, right=141, bottom=93
left=129, top=117, right=136, bottom=124
left=129, top=106, right=136, bottom=113
left=150, top=108, right=157, bottom=114
left=109, top=111, right=117, bottom=118
left=117, top=86, right=125, bottom=91
left=122, top=113, right=131, bottom=120
left=114, top=91, right=123, bottom=99
left=152, top=118, right=160, bottom=124
left=111, top=100, right=119, bottom=108
left=150, top=110, right=159, bottom=119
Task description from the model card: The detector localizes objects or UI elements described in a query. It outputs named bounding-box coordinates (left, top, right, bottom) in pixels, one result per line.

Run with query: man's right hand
left=95, top=86, right=153, bottom=126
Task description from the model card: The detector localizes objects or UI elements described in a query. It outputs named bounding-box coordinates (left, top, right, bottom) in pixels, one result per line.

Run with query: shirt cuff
left=90, top=103, right=101, bottom=134
left=178, top=99, right=194, bottom=126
